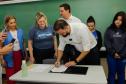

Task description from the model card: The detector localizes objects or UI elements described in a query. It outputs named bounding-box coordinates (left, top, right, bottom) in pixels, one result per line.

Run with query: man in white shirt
left=58, top=3, right=83, bottom=63
left=59, top=3, right=81, bottom=23
left=54, top=19, right=97, bottom=67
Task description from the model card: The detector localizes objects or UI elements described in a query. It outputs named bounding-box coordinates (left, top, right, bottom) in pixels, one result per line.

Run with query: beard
left=62, top=33, right=70, bottom=37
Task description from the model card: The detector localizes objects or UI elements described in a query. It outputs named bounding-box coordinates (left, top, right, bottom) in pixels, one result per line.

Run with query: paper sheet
left=51, top=65, right=68, bottom=73
left=29, top=65, right=51, bottom=72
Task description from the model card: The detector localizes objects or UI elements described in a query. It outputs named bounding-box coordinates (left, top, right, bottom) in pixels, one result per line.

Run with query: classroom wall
left=0, top=0, right=126, bottom=42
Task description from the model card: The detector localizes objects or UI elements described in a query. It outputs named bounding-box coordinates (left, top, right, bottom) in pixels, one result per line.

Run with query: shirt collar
left=68, top=14, right=73, bottom=20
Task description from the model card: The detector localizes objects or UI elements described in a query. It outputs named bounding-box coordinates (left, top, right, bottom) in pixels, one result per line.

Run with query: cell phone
left=10, top=38, right=16, bottom=43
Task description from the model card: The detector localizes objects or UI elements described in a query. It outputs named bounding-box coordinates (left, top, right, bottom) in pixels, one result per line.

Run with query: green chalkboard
left=0, top=0, right=126, bottom=41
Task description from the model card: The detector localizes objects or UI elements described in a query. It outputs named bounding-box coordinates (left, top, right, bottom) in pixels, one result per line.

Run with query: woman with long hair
left=28, top=12, right=56, bottom=64
left=3, top=15, right=26, bottom=84
left=104, top=11, right=126, bottom=84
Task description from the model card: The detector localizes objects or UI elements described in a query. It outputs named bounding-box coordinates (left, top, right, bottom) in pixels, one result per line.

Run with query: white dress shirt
left=60, top=15, right=81, bottom=23
left=58, top=23, right=97, bottom=52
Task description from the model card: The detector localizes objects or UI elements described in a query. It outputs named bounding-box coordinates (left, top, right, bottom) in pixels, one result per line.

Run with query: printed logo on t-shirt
left=113, top=32, right=122, bottom=38
left=36, top=31, right=52, bottom=40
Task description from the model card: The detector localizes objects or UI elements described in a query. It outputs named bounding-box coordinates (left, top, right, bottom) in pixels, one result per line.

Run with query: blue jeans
left=122, top=59, right=126, bottom=65
left=107, top=54, right=125, bottom=84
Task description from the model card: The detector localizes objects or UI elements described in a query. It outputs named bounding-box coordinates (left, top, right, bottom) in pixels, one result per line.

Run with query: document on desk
left=50, top=65, right=68, bottom=73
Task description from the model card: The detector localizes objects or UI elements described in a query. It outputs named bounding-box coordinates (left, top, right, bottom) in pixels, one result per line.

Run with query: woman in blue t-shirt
left=28, top=12, right=57, bottom=64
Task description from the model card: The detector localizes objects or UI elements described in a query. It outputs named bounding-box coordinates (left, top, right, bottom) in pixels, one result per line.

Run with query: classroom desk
left=9, top=64, right=107, bottom=84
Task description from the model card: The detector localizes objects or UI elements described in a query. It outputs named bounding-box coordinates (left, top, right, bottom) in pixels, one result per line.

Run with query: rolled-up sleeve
left=81, top=25, right=97, bottom=51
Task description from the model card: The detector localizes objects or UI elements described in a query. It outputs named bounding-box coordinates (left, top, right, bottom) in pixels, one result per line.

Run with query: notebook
left=64, top=66, right=88, bottom=75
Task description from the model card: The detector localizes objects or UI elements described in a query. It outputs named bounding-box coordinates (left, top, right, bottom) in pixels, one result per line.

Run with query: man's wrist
left=73, top=59, right=79, bottom=64
left=56, top=59, right=60, bottom=62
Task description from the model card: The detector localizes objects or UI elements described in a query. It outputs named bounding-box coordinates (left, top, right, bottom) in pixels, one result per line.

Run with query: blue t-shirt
left=92, top=30, right=98, bottom=40
left=28, top=25, right=54, bottom=49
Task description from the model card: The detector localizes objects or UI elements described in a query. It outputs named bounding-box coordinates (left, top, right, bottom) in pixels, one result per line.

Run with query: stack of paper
left=51, top=65, right=68, bottom=73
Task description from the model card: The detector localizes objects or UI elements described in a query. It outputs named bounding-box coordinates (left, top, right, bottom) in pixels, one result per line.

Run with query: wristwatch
left=73, top=59, right=78, bottom=64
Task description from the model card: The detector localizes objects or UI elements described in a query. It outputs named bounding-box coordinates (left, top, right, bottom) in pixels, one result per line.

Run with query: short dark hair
left=87, top=16, right=95, bottom=24
left=53, top=19, right=69, bottom=31
left=59, top=3, right=71, bottom=13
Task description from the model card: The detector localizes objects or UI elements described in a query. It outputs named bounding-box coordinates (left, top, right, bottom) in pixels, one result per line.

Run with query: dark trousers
left=33, top=48, right=54, bottom=64
left=84, top=47, right=100, bottom=65
left=107, top=54, right=125, bottom=84
left=62, top=44, right=85, bottom=65
left=63, top=44, right=100, bottom=65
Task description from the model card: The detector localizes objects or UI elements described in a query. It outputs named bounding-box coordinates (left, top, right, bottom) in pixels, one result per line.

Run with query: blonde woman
left=28, top=12, right=57, bottom=64
left=3, top=15, right=25, bottom=84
